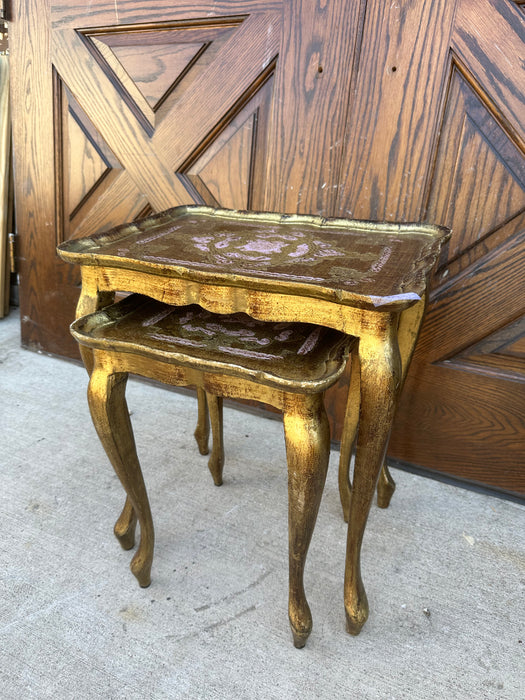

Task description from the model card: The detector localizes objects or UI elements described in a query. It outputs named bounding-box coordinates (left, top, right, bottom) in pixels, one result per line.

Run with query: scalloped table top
left=58, top=206, right=450, bottom=311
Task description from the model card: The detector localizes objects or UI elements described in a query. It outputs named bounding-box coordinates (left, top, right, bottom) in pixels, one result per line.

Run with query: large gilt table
left=58, top=206, right=449, bottom=635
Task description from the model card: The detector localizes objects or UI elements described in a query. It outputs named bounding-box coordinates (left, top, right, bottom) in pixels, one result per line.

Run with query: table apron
left=80, top=265, right=399, bottom=339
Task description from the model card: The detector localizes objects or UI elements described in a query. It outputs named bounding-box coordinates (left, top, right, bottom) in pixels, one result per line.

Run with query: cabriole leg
left=114, top=496, right=137, bottom=550
left=338, top=353, right=360, bottom=522
left=339, top=352, right=396, bottom=519
left=373, top=299, right=428, bottom=510
left=207, top=394, right=224, bottom=486
left=344, top=321, right=401, bottom=635
left=283, top=394, right=330, bottom=648
left=377, top=462, right=396, bottom=508
left=194, top=388, right=210, bottom=455
left=88, top=365, right=154, bottom=588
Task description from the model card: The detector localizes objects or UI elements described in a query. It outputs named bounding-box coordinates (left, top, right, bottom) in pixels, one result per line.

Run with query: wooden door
left=331, top=0, right=525, bottom=496
left=10, top=0, right=525, bottom=496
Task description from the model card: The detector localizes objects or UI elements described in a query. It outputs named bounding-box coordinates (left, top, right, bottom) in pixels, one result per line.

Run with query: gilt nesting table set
left=57, top=206, right=449, bottom=646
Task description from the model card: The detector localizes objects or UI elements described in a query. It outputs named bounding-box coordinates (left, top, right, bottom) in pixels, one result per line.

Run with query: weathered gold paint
left=73, top=294, right=354, bottom=648
left=58, top=205, right=450, bottom=643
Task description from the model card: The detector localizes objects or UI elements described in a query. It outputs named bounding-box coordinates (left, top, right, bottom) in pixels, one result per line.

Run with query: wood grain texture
left=389, top=362, right=525, bottom=493
left=51, top=0, right=282, bottom=29
left=69, top=171, right=147, bottom=240
left=188, top=113, right=254, bottom=208
left=427, top=66, right=525, bottom=278
left=336, top=0, right=456, bottom=221
left=90, top=36, right=156, bottom=126
left=109, top=42, right=204, bottom=110
left=390, top=175, right=525, bottom=492
left=452, top=0, right=525, bottom=151
left=67, top=113, right=110, bottom=215
left=184, top=77, right=274, bottom=210
left=2, top=143, right=13, bottom=317
left=264, top=0, right=364, bottom=216
left=57, top=10, right=280, bottom=239
left=53, top=29, right=190, bottom=210
left=454, top=314, right=525, bottom=383
left=385, top=0, right=525, bottom=495
left=9, top=0, right=71, bottom=351
left=63, top=86, right=123, bottom=221
left=319, top=0, right=455, bottom=452
left=156, top=11, right=280, bottom=169
left=89, top=24, right=238, bottom=129
left=431, top=209, right=525, bottom=296
left=412, top=231, right=525, bottom=368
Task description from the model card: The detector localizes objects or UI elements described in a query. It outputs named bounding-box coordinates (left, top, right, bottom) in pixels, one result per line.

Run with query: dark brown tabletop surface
left=58, top=206, right=450, bottom=311
left=71, top=294, right=354, bottom=389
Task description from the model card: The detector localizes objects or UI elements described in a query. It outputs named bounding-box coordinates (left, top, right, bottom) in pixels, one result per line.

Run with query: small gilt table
left=58, top=206, right=449, bottom=636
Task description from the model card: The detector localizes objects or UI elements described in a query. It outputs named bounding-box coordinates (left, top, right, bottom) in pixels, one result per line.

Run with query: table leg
left=88, top=365, right=154, bottom=588
left=376, top=464, right=396, bottom=509
left=76, top=284, right=140, bottom=543
left=338, top=353, right=396, bottom=520
left=338, top=353, right=360, bottom=521
left=397, top=297, right=426, bottom=385
left=344, top=320, right=401, bottom=635
left=283, top=394, right=330, bottom=648
left=376, top=297, right=427, bottom=512
left=339, top=298, right=427, bottom=518
left=75, top=285, right=114, bottom=374
left=194, top=388, right=210, bottom=455
left=207, top=394, right=224, bottom=486
left=114, top=496, right=137, bottom=551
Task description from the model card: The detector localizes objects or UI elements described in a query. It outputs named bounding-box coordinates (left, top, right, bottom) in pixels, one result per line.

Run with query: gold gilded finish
left=376, top=464, right=396, bottom=509
left=194, top=389, right=224, bottom=485
left=87, top=366, right=154, bottom=588
left=113, top=497, right=137, bottom=551
left=338, top=296, right=428, bottom=517
left=72, top=295, right=354, bottom=647
left=207, top=394, right=224, bottom=486
left=59, top=205, right=449, bottom=313
left=338, top=352, right=360, bottom=521
left=58, top=205, right=450, bottom=641
left=283, top=392, right=330, bottom=647
left=194, top=387, right=210, bottom=456
left=344, top=317, right=401, bottom=635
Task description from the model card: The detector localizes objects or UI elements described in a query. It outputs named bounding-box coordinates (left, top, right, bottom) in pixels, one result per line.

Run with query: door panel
left=391, top=230, right=525, bottom=493
left=427, top=67, right=525, bottom=282
left=50, top=1, right=282, bottom=30
left=11, top=1, right=282, bottom=357
left=53, top=11, right=280, bottom=241
left=183, top=76, right=275, bottom=210
left=387, top=0, right=525, bottom=494
left=452, top=0, right=524, bottom=147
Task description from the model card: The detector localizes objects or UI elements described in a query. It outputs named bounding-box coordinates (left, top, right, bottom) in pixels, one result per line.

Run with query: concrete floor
left=1, top=308, right=524, bottom=699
